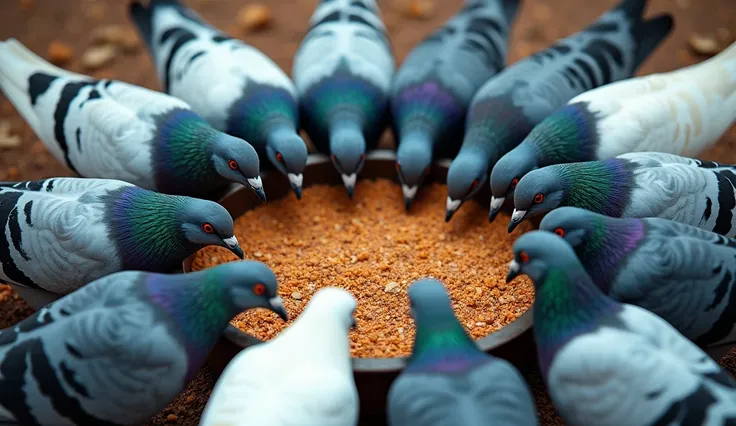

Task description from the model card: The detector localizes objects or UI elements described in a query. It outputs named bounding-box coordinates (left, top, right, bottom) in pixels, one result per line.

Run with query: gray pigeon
left=0, top=38, right=265, bottom=201
left=293, top=0, right=395, bottom=198
left=0, top=177, right=243, bottom=295
left=508, top=230, right=736, bottom=426
left=444, top=0, right=673, bottom=222
left=129, top=0, right=307, bottom=199
left=0, top=260, right=287, bottom=426
left=508, top=152, right=736, bottom=236
left=391, top=0, right=520, bottom=210
left=539, top=207, right=736, bottom=357
left=387, top=278, right=538, bottom=426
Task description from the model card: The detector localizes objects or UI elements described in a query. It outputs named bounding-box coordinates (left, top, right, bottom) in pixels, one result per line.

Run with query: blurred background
left=0, top=0, right=735, bottom=424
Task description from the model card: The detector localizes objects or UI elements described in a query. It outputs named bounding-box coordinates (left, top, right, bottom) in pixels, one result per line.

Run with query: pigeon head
left=539, top=207, right=603, bottom=248
left=489, top=143, right=538, bottom=222
left=507, top=230, right=579, bottom=285
left=266, top=129, right=309, bottom=199
left=445, top=151, right=488, bottom=221
left=301, top=287, right=357, bottom=331
left=408, top=278, right=455, bottom=322
left=508, top=166, right=567, bottom=232
left=212, top=260, right=288, bottom=321
left=211, top=133, right=265, bottom=202
left=329, top=123, right=367, bottom=198
left=396, top=141, right=432, bottom=209
left=179, top=198, right=244, bottom=259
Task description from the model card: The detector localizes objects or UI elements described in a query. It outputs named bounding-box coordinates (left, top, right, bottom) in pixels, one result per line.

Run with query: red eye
left=202, top=223, right=214, bottom=234
left=360, top=153, right=365, bottom=161
left=331, top=154, right=337, bottom=163
left=395, top=162, right=401, bottom=172
left=554, top=227, right=565, bottom=237
left=533, top=193, right=545, bottom=204
left=253, top=283, right=266, bottom=296
left=276, top=152, right=284, bottom=163
left=519, top=251, right=529, bottom=263
left=510, top=178, right=519, bottom=189
left=228, top=160, right=239, bottom=170
left=470, top=179, right=479, bottom=190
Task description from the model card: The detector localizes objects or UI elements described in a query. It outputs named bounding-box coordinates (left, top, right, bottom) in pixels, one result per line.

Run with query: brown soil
left=192, top=180, right=535, bottom=358
left=1, top=0, right=735, bottom=425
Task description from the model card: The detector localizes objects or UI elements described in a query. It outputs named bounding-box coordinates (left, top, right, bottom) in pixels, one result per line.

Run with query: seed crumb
left=291, top=291, right=303, bottom=300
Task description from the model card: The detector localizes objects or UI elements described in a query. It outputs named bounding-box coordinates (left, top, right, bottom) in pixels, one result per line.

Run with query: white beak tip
left=341, top=173, right=357, bottom=189
left=223, top=236, right=239, bottom=248
left=402, top=184, right=418, bottom=200
left=287, top=173, right=304, bottom=187
left=490, top=196, right=505, bottom=211
left=511, top=209, right=527, bottom=222
left=247, top=176, right=263, bottom=190
left=446, top=197, right=461, bottom=212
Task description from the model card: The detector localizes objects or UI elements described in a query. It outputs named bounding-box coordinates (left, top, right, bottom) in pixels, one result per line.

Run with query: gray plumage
left=0, top=177, right=243, bottom=295
left=391, top=0, right=520, bottom=209
left=508, top=152, right=736, bottom=237
left=509, top=231, right=736, bottom=426
left=444, top=0, right=673, bottom=222
left=387, top=278, right=538, bottom=426
left=0, top=38, right=265, bottom=200
left=129, top=0, right=306, bottom=199
left=0, top=261, right=287, bottom=426
left=540, top=207, right=736, bottom=355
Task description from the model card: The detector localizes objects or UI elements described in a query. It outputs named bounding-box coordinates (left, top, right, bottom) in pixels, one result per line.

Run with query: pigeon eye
left=253, top=283, right=266, bottom=296
left=360, top=153, right=366, bottom=161
left=510, top=178, right=519, bottom=189
left=533, top=193, right=545, bottom=204
left=228, top=160, right=239, bottom=170
left=395, top=162, right=401, bottom=172
left=331, top=154, right=339, bottom=165
left=470, top=179, right=479, bottom=191
left=276, top=152, right=284, bottom=163
left=554, top=227, right=565, bottom=237
left=202, top=223, right=214, bottom=234
left=519, top=251, right=529, bottom=263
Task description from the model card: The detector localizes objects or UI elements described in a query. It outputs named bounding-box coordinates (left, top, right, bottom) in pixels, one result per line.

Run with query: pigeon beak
left=489, top=196, right=504, bottom=223
left=269, top=296, right=289, bottom=321
left=341, top=173, right=357, bottom=199
left=506, top=259, right=521, bottom=283
left=445, top=197, right=461, bottom=222
left=402, top=185, right=418, bottom=211
left=223, top=236, right=244, bottom=259
left=508, top=209, right=527, bottom=233
left=247, top=177, right=267, bottom=203
left=287, top=173, right=303, bottom=200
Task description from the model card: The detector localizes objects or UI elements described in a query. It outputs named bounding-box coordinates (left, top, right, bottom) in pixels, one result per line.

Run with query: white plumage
left=548, top=303, right=736, bottom=426
left=200, top=287, right=359, bottom=426
left=575, top=41, right=736, bottom=158
left=0, top=38, right=186, bottom=189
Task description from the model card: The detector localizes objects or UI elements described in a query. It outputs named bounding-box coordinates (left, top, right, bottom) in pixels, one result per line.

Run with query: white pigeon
left=199, top=287, right=359, bottom=426
left=129, top=0, right=308, bottom=199
left=0, top=38, right=265, bottom=200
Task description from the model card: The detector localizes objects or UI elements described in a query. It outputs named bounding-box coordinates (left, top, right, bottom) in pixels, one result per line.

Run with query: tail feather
left=0, top=39, right=77, bottom=133
left=501, top=0, right=522, bottom=24
left=631, top=14, right=674, bottom=70
left=615, top=0, right=648, bottom=21
left=129, top=0, right=187, bottom=49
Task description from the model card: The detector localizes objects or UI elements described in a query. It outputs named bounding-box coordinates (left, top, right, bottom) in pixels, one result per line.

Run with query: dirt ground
left=1, top=0, right=736, bottom=425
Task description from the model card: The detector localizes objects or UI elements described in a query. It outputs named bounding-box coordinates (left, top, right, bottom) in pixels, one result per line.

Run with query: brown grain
left=191, top=179, right=535, bottom=358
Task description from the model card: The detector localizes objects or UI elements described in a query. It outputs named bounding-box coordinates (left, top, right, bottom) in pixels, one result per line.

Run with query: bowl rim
left=183, top=149, right=533, bottom=373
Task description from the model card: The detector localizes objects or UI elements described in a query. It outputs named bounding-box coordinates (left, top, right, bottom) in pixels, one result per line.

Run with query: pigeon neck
left=226, top=84, right=298, bottom=143
left=105, top=186, right=200, bottom=272
left=152, top=108, right=226, bottom=195
left=533, top=267, right=620, bottom=376
left=143, top=270, right=236, bottom=380
left=530, top=102, right=601, bottom=166
left=464, top=93, right=536, bottom=161
left=408, top=311, right=487, bottom=373
left=394, top=79, right=465, bottom=142
left=577, top=217, right=646, bottom=294
left=559, top=159, right=635, bottom=218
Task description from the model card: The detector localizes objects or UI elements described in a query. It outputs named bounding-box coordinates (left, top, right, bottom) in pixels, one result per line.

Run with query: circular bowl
left=185, top=149, right=535, bottom=424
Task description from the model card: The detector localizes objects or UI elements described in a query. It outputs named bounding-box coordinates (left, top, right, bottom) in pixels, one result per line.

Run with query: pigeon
left=0, top=177, right=244, bottom=295
left=129, top=0, right=307, bottom=199
left=0, top=260, right=287, bottom=426
left=387, top=278, right=538, bottom=426
left=444, top=0, right=673, bottom=222
left=507, top=230, right=736, bottom=426
left=490, top=42, right=736, bottom=219
left=293, top=0, right=394, bottom=198
left=538, top=207, right=736, bottom=357
left=391, top=0, right=520, bottom=210
left=199, top=287, right=358, bottom=426
left=508, top=152, right=736, bottom=236
left=0, top=38, right=266, bottom=201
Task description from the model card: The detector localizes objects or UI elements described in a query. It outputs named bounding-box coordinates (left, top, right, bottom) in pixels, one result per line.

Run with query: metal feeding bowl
left=185, top=150, right=535, bottom=425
